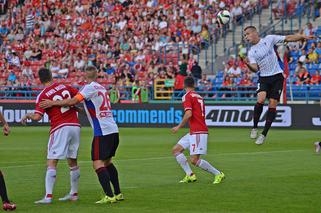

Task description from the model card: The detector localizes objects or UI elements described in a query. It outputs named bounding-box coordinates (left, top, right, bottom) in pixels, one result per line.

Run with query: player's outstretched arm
left=0, top=112, right=10, bottom=136
left=21, top=113, right=42, bottom=125
left=171, top=110, right=192, bottom=133
left=40, top=96, right=81, bottom=109
left=285, top=34, right=316, bottom=42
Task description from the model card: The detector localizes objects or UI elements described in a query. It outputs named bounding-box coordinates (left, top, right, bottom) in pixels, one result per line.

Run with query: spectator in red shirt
left=311, top=70, right=321, bottom=85
left=220, top=76, right=235, bottom=98
left=238, top=74, right=254, bottom=98
left=174, top=70, right=187, bottom=97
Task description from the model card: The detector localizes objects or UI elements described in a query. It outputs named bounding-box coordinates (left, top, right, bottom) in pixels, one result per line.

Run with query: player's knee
left=257, top=97, right=265, bottom=104
left=172, top=146, right=181, bottom=156
left=93, top=160, right=104, bottom=170
left=47, top=160, right=58, bottom=169
left=172, top=148, right=178, bottom=156
left=68, top=159, right=77, bottom=167
left=269, top=99, right=278, bottom=107
left=104, top=158, right=112, bottom=167
left=190, top=156, right=200, bottom=166
left=257, top=93, right=266, bottom=104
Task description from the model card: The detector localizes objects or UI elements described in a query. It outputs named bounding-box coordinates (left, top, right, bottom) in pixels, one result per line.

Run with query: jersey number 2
left=53, top=90, right=71, bottom=113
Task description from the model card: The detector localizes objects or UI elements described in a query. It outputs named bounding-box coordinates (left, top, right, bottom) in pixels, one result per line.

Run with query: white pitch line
left=0, top=149, right=305, bottom=169
left=217, top=149, right=305, bottom=156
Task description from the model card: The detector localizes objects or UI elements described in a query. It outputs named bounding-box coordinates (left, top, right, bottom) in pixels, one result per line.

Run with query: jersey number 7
left=197, top=98, right=205, bottom=117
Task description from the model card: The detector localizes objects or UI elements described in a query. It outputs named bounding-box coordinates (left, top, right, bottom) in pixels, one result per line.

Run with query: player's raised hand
left=40, top=99, right=54, bottom=109
left=171, top=126, right=180, bottom=134
left=3, top=123, right=10, bottom=136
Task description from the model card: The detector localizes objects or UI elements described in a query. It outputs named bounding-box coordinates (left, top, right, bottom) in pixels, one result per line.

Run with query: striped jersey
left=79, top=82, right=118, bottom=136
left=26, top=13, right=35, bottom=29
left=248, top=35, right=286, bottom=77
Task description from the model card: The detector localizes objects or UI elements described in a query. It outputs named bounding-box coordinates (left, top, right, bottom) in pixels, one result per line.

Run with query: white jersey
left=80, top=81, right=119, bottom=136
left=248, top=35, right=286, bottom=77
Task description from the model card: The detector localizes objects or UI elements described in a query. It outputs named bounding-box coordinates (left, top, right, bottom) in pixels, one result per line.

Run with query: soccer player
left=0, top=112, right=16, bottom=211
left=171, top=76, right=225, bottom=184
left=39, top=66, right=123, bottom=204
left=243, top=26, right=316, bottom=145
left=21, top=68, right=81, bottom=204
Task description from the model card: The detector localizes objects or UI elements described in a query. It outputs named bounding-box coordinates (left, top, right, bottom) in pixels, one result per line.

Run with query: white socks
left=175, top=153, right=193, bottom=176
left=70, top=166, right=80, bottom=195
left=196, top=159, right=220, bottom=175
left=45, top=167, right=56, bottom=198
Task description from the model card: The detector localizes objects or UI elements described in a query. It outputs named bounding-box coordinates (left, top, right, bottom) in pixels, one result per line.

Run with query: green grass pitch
left=0, top=127, right=320, bottom=213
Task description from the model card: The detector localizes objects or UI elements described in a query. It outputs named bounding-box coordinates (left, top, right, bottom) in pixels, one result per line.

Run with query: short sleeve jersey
left=248, top=35, right=286, bottom=77
left=35, top=83, right=80, bottom=134
left=182, top=91, right=208, bottom=134
left=79, top=81, right=119, bottom=136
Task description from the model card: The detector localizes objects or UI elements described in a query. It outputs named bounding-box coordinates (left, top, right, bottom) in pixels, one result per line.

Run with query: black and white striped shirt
left=26, top=14, right=35, bottom=29
left=248, top=35, right=286, bottom=77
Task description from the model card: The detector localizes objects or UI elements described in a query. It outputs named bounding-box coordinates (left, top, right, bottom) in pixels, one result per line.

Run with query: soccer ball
left=217, top=10, right=231, bottom=25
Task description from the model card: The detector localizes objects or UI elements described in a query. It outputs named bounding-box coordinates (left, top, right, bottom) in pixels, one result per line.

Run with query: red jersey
left=182, top=91, right=208, bottom=134
left=35, top=83, right=80, bottom=134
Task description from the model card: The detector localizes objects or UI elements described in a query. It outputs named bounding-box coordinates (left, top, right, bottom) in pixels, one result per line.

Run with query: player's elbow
left=185, top=110, right=192, bottom=119
left=33, top=114, right=43, bottom=121
left=251, top=64, right=258, bottom=72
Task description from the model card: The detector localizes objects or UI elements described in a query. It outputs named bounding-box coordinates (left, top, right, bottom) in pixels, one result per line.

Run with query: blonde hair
left=84, top=65, right=98, bottom=79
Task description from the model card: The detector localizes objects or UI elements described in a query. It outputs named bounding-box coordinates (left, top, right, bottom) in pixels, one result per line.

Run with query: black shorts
left=91, top=133, right=119, bottom=161
left=256, top=73, right=284, bottom=100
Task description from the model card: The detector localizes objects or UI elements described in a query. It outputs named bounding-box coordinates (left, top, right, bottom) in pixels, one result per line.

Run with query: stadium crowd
left=0, top=0, right=264, bottom=88
left=0, top=0, right=319, bottom=100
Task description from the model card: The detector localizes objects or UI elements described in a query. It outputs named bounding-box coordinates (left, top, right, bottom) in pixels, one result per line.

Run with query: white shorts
left=177, top=133, right=208, bottom=155
left=47, top=126, right=80, bottom=160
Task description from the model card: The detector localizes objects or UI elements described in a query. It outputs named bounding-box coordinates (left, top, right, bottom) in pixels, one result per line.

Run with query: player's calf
left=173, top=146, right=195, bottom=183
left=193, top=157, right=225, bottom=184
left=194, top=158, right=223, bottom=178
left=106, top=163, right=121, bottom=196
left=260, top=107, right=276, bottom=139
left=59, top=161, right=79, bottom=202
left=94, top=161, right=114, bottom=198
left=35, top=165, right=57, bottom=204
